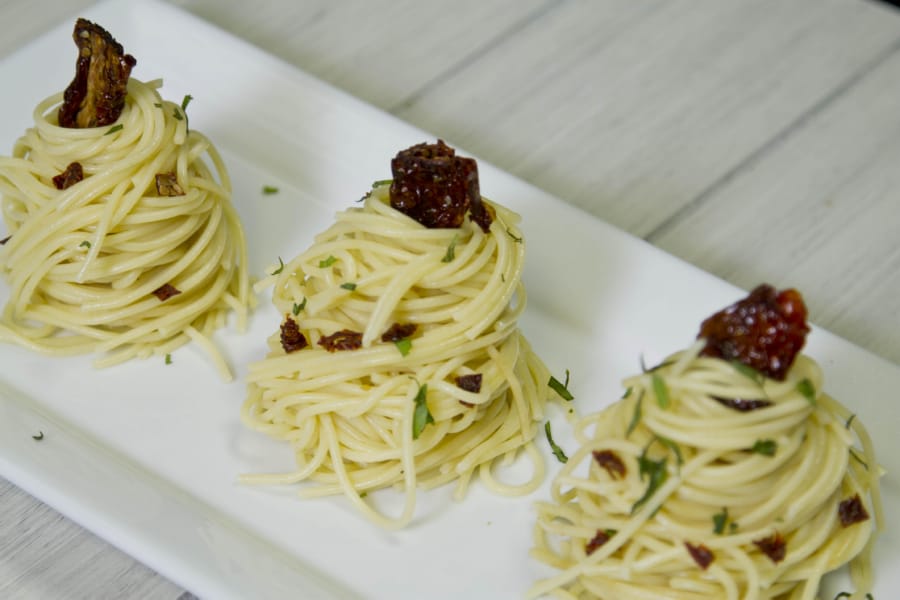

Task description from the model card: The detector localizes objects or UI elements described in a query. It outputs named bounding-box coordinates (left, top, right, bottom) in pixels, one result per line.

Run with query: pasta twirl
left=0, top=78, right=251, bottom=378
left=530, top=341, right=882, bottom=599
left=242, top=180, right=554, bottom=529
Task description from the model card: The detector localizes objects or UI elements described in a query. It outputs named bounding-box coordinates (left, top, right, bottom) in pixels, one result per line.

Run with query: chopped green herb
left=271, top=256, right=284, bottom=275
left=395, top=338, right=412, bottom=357
left=730, top=360, right=766, bottom=385
left=340, top=282, right=357, bottom=291
left=544, top=421, right=568, bottom=463
left=730, top=522, right=739, bottom=533
left=181, top=94, right=193, bottom=112
left=292, top=298, right=307, bottom=316
left=32, top=431, right=44, bottom=441
left=796, top=378, right=816, bottom=405
left=632, top=455, right=668, bottom=514
left=104, top=124, right=123, bottom=135
left=319, top=255, right=337, bottom=268
left=626, top=390, right=643, bottom=437
left=506, top=228, right=523, bottom=243
left=173, top=108, right=183, bottom=121
left=849, top=448, right=869, bottom=471
left=651, top=373, right=669, bottom=408
left=359, top=491, right=368, bottom=498
left=656, top=436, right=683, bottom=466
left=372, top=179, right=392, bottom=187
left=640, top=356, right=674, bottom=373
left=154, top=102, right=163, bottom=108
left=622, top=387, right=632, bottom=399
left=412, top=383, right=434, bottom=439
left=165, top=353, right=172, bottom=365
left=845, top=414, right=857, bottom=429
left=442, top=234, right=459, bottom=263
left=548, top=370, right=574, bottom=401
left=262, top=185, right=279, bottom=195
left=750, top=439, right=777, bottom=456
left=713, top=507, right=729, bottom=534
left=79, top=240, right=91, bottom=249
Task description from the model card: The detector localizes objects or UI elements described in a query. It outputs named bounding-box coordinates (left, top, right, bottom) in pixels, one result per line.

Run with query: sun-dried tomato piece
left=389, top=140, right=493, bottom=232
left=592, top=449, right=627, bottom=479
left=585, top=530, right=612, bottom=556
left=381, top=322, right=417, bottom=342
left=838, top=494, right=869, bottom=527
left=455, top=373, right=483, bottom=394
left=698, top=285, right=809, bottom=381
left=155, top=173, right=184, bottom=197
left=152, top=283, right=181, bottom=301
left=52, top=162, right=84, bottom=190
left=685, top=542, right=715, bottom=570
left=318, top=329, right=363, bottom=352
left=713, top=396, right=772, bottom=412
left=753, top=532, right=786, bottom=563
left=58, top=19, right=136, bottom=128
left=280, top=317, right=308, bottom=353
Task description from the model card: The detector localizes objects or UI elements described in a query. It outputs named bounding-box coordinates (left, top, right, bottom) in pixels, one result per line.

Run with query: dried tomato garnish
left=152, top=283, right=181, bottom=301
left=712, top=396, right=772, bottom=412
left=753, top=532, right=786, bottom=563
left=52, top=162, right=84, bottom=190
left=381, top=322, right=417, bottom=342
left=389, top=140, right=492, bottom=232
left=455, top=373, right=483, bottom=394
left=280, top=317, right=308, bottom=353
left=685, top=542, right=715, bottom=570
left=155, top=173, right=185, bottom=197
left=698, top=285, right=809, bottom=381
left=592, top=450, right=627, bottom=479
left=585, top=530, right=612, bottom=556
left=58, top=19, right=136, bottom=128
left=838, top=494, right=869, bottom=527
left=318, top=329, right=363, bottom=352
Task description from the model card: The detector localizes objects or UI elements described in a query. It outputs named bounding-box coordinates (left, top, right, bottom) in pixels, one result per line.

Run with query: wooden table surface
left=2, top=0, right=898, bottom=598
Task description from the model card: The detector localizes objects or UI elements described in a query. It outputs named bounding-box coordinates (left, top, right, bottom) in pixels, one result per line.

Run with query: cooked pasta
left=0, top=78, right=251, bottom=379
left=529, top=340, right=882, bottom=600
left=242, top=181, right=554, bottom=528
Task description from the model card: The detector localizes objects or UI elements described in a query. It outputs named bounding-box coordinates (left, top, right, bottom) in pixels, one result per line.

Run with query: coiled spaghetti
left=0, top=79, right=251, bottom=378
left=242, top=183, right=552, bottom=528
left=530, top=341, right=882, bottom=600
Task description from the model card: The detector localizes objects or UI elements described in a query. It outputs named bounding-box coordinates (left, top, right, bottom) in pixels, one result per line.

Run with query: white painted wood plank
left=651, top=47, right=900, bottom=366
left=0, top=478, right=184, bottom=599
left=393, top=0, right=900, bottom=238
left=167, top=0, right=554, bottom=110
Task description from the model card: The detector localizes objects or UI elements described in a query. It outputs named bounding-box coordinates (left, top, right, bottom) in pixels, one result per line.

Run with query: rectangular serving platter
left=1, top=1, right=897, bottom=598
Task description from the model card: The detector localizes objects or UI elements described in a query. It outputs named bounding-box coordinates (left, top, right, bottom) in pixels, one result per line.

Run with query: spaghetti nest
left=0, top=79, right=251, bottom=377
left=243, top=184, right=552, bottom=528
left=530, top=342, right=882, bottom=600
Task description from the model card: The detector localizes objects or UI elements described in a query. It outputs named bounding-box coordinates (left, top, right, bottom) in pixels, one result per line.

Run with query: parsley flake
left=271, top=256, right=284, bottom=275
left=165, top=353, right=172, bottom=365
left=181, top=94, right=193, bottom=112
left=626, top=390, right=644, bottom=437
left=651, top=373, right=670, bottom=408
left=750, top=439, right=777, bottom=456
left=372, top=179, right=392, bottom=187
left=104, top=124, right=123, bottom=135
left=548, top=370, right=574, bottom=401
left=79, top=240, right=91, bottom=249
left=442, top=234, right=459, bottom=263
left=340, top=282, right=357, bottom=291
left=730, top=360, right=766, bottom=386
left=544, top=421, right=568, bottom=463
left=32, top=431, right=44, bottom=441
left=632, top=455, right=668, bottom=514
left=394, top=338, right=412, bottom=356
left=796, top=378, right=816, bottom=405
left=262, top=185, right=279, bottom=195
left=713, top=507, right=729, bottom=534
left=506, top=228, right=523, bottom=243
left=292, top=298, right=307, bottom=316
left=173, top=108, right=183, bottom=121
left=412, top=383, right=434, bottom=439
left=319, top=255, right=337, bottom=268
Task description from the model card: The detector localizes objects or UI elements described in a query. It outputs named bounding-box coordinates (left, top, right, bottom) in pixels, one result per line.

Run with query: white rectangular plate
left=1, top=1, right=897, bottom=598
